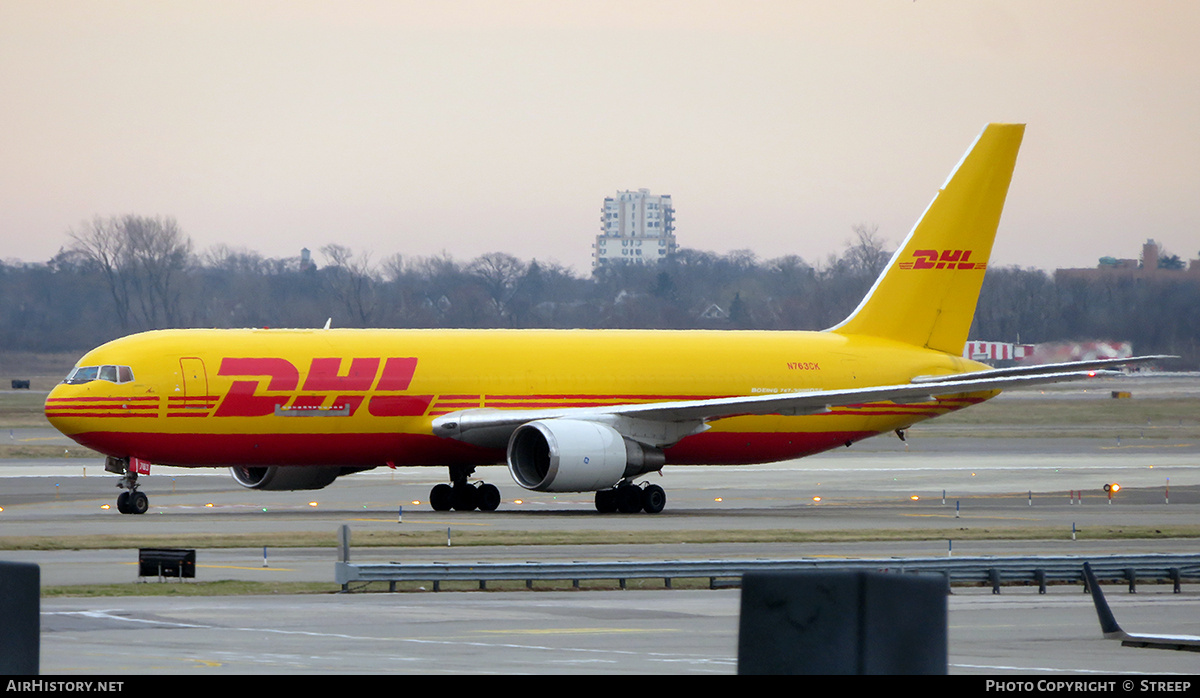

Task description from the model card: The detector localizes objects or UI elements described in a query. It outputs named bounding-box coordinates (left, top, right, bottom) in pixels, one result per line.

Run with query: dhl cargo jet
left=44, top=124, right=1163, bottom=515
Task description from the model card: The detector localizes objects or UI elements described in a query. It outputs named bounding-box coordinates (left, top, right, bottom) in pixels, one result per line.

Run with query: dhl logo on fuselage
left=897, top=249, right=985, bottom=271
left=202, top=356, right=429, bottom=418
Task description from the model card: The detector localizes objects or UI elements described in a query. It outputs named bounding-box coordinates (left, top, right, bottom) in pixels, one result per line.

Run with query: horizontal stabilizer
left=912, top=355, right=1177, bottom=384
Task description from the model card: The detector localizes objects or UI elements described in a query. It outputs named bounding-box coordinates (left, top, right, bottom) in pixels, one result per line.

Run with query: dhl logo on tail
left=897, top=249, right=985, bottom=271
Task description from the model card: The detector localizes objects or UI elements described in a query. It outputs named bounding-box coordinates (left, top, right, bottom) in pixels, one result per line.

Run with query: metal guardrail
left=334, top=553, right=1200, bottom=593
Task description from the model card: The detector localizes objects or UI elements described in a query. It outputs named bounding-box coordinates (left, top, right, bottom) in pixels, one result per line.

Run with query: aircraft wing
left=432, top=362, right=1138, bottom=449
left=1084, top=562, right=1200, bottom=652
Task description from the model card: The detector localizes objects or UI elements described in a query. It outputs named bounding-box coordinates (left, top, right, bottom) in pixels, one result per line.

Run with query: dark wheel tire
left=641, top=484, right=666, bottom=514
left=616, top=485, right=644, bottom=514
left=451, top=483, right=479, bottom=511
left=429, top=483, right=453, bottom=511
left=129, top=491, right=149, bottom=515
left=477, top=484, right=501, bottom=511
left=116, top=491, right=131, bottom=514
left=595, top=489, right=618, bottom=513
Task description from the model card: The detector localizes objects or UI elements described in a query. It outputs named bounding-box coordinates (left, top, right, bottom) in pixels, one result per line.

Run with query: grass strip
left=41, top=580, right=340, bottom=598
left=37, top=577, right=765, bottom=597
left=6, top=525, right=1200, bottom=551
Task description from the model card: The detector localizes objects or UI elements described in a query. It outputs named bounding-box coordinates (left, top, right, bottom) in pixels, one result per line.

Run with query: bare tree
left=202, top=244, right=267, bottom=275
left=122, top=216, right=191, bottom=327
left=15, top=232, right=1194, bottom=366
left=844, top=223, right=892, bottom=278
left=467, top=252, right=527, bottom=320
left=68, top=217, right=133, bottom=329
left=320, top=244, right=379, bottom=326
left=68, top=215, right=192, bottom=330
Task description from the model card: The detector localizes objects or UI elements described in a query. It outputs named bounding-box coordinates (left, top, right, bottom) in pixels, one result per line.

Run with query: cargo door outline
left=173, top=357, right=214, bottom=417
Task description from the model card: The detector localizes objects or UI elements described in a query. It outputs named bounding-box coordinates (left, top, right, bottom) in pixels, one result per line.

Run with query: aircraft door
left=179, top=357, right=210, bottom=407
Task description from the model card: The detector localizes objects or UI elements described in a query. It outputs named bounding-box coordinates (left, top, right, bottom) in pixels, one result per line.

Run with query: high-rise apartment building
left=592, top=189, right=676, bottom=267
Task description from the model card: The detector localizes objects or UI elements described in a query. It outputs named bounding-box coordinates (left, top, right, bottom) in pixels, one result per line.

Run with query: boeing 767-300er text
left=44, top=124, right=1165, bottom=514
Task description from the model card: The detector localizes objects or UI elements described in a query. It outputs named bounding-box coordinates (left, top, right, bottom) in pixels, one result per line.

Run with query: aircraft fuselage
left=44, top=327, right=992, bottom=469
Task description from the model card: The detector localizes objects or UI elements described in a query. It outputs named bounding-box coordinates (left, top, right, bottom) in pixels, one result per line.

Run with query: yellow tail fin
left=829, top=123, right=1025, bottom=354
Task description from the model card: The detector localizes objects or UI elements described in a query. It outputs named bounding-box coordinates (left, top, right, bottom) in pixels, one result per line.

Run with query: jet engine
left=229, top=465, right=360, bottom=490
left=507, top=419, right=664, bottom=492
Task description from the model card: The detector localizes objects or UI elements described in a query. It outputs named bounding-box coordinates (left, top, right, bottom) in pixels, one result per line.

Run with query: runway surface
left=4, top=377, right=1200, bottom=675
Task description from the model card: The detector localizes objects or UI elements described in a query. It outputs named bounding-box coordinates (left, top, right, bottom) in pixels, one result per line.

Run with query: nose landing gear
left=107, top=456, right=149, bottom=515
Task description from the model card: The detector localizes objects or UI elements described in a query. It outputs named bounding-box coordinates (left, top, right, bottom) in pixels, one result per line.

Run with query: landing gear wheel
left=641, top=484, right=666, bottom=514
left=112, top=461, right=148, bottom=515
left=429, top=483, right=453, bottom=511
left=128, top=491, right=149, bottom=515
left=595, top=488, right=618, bottom=513
left=616, top=484, right=644, bottom=514
left=595, top=484, right=667, bottom=514
left=477, top=483, right=502, bottom=511
left=451, top=483, right=479, bottom=511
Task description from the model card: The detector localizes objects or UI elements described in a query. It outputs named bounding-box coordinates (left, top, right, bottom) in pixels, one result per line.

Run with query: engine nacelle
left=230, top=465, right=345, bottom=491
left=507, top=419, right=665, bottom=492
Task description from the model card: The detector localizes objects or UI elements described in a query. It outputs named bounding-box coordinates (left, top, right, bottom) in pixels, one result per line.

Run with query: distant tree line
left=0, top=216, right=1196, bottom=367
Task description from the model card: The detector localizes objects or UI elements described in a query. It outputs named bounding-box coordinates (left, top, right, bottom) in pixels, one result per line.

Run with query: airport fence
left=334, top=551, right=1200, bottom=594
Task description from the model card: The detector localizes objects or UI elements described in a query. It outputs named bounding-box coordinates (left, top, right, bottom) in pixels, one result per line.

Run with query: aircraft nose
left=44, top=382, right=78, bottom=434
left=44, top=383, right=64, bottom=424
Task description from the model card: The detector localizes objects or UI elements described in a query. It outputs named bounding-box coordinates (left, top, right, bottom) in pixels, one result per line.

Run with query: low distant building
left=1022, top=340, right=1132, bottom=365
left=592, top=189, right=677, bottom=267
left=964, top=339, right=1133, bottom=366
left=1055, top=239, right=1200, bottom=283
left=963, top=341, right=1034, bottom=364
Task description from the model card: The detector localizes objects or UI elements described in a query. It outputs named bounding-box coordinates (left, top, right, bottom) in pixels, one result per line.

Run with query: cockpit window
left=64, top=365, right=135, bottom=385
left=64, top=366, right=99, bottom=384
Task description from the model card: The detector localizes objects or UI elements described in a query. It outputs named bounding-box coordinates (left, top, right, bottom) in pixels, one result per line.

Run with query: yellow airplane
left=44, top=124, right=1159, bottom=515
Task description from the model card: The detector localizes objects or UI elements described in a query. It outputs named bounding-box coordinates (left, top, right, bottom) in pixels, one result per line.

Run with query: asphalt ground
left=4, top=437, right=1200, bottom=676
left=31, top=587, right=1200, bottom=676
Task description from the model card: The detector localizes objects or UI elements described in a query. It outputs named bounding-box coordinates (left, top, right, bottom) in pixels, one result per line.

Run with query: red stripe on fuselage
left=46, top=396, right=160, bottom=403
left=67, top=430, right=501, bottom=467
left=65, top=428, right=876, bottom=468
left=43, top=412, right=158, bottom=419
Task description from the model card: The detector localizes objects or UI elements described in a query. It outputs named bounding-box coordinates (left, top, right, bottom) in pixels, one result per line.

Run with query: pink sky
left=1, top=1, right=1197, bottom=273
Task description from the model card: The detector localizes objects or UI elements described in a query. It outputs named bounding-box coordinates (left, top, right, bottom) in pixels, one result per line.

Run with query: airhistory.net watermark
left=5, top=682, right=124, bottom=693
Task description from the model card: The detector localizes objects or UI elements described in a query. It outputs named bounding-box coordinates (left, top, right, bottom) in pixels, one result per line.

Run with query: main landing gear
left=424, top=469, right=667, bottom=515
left=106, top=456, right=149, bottom=515
left=428, top=465, right=502, bottom=512
left=594, top=482, right=666, bottom=514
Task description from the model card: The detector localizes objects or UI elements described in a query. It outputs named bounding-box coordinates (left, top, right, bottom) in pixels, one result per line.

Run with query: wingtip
left=1084, top=562, right=1126, bottom=638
